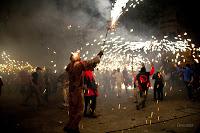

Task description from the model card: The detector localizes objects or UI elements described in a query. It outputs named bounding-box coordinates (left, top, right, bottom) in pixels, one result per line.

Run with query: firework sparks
left=78, top=23, right=200, bottom=77
left=0, top=51, right=34, bottom=74
left=111, top=0, right=142, bottom=28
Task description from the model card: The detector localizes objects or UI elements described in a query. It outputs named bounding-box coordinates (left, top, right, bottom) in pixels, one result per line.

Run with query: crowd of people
left=0, top=67, right=60, bottom=109
left=94, top=67, right=133, bottom=97
left=0, top=50, right=199, bottom=133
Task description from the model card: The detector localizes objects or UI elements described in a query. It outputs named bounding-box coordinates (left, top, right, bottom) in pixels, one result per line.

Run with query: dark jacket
left=152, top=72, right=164, bottom=85
left=136, top=66, right=154, bottom=91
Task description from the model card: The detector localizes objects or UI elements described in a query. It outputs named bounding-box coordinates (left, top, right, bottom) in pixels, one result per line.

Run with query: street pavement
left=0, top=84, right=199, bottom=133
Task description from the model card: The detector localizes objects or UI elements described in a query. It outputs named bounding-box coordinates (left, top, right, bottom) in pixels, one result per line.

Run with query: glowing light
left=118, top=104, right=121, bottom=109
left=111, top=0, right=141, bottom=27
left=80, top=31, right=198, bottom=78
left=158, top=116, right=160, bottom=121
left=130, top=29, right=134, bottom=32
left=0, top=51, right=34, bottom=74
left=54, top=70, right=57, bottom=73
left=194, top=59, right=199, bottom=63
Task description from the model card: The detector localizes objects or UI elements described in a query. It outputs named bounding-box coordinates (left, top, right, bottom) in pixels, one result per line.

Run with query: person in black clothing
left=24, top=67, right=43, bottom=108
left=0, top=76, right=3, bottom=96
left=152, top=71, right=164, bottom=101
left=135, top=63, right=154, bottom=110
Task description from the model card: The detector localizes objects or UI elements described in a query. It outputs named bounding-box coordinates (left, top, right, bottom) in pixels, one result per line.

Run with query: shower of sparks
left=111, top=0, right=143, bottom=28
left=80, top=31, right=199, bottom=73
left=0, top=51, right=34, bottom=74
left=111, top=0, right=129, bottom=26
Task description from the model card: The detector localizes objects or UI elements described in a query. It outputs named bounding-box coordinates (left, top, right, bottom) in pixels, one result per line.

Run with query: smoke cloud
left=0, top=0, right=161, bottom=70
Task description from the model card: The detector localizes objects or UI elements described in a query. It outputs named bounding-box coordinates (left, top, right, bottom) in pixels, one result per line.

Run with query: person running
left=135, top=63, right=154, bottom=110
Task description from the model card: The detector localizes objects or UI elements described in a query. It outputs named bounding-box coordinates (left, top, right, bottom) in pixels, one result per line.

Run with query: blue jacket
left=182, top=67, right=193, bottom=82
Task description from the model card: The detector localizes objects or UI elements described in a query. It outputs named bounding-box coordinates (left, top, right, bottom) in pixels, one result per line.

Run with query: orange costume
left=64, top=51, right=103, bottom=133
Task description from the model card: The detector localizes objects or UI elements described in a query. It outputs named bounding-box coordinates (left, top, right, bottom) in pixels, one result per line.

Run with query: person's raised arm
left=83, top=50, right=103, bottom=70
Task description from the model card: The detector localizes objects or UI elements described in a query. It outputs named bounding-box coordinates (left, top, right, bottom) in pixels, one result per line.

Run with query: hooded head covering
left=70, top=50, right=81, bottom=62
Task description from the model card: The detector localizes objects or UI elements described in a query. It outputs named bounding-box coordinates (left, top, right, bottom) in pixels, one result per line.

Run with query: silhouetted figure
left=114, top=68, right=123, bottom=97
left=24, top=67, right=44, bottom=109
left=122, top=67, right=129, bottom=93
left=180, top=64, right=194, bottom=100
left=103, top=69, right=111, bottom=95
left=17, top=70, right=31, bottom=104
left=111, top=69, right=117, bottom=92
left=152, top=71, right=164, bottom=101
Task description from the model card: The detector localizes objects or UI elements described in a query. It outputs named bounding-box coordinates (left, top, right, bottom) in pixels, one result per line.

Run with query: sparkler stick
left=102, top=22, right=113, bottom=53
left=103, top=28, right=109, bottom=47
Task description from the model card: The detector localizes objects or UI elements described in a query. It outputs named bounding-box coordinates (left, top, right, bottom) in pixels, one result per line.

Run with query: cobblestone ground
left=0, top=84, right=200, bottom=133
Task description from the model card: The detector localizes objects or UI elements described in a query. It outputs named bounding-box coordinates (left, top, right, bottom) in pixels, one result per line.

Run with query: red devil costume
left=64, top=50, right=103, bottom=133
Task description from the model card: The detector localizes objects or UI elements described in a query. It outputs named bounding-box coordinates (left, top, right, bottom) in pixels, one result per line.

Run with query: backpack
left=137, top=72, right=150, bottom=90
left=83, top=75, right=97, bottom=94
